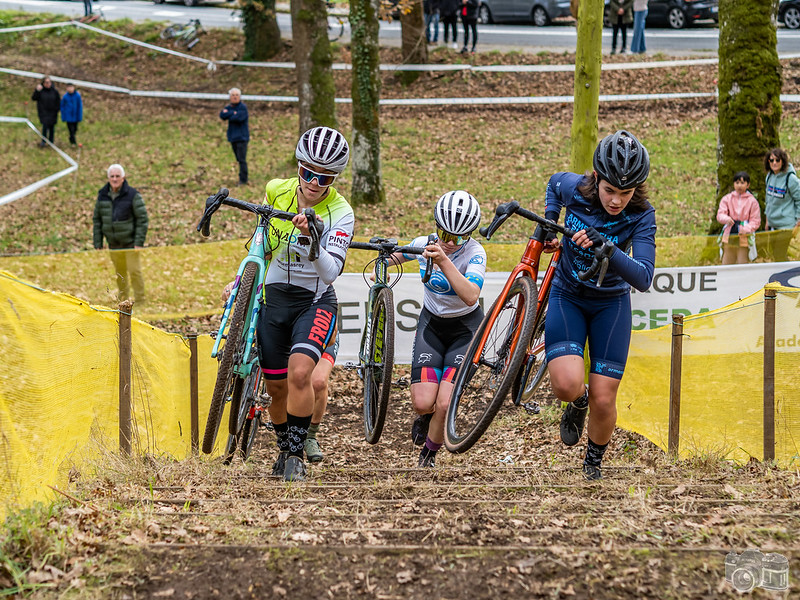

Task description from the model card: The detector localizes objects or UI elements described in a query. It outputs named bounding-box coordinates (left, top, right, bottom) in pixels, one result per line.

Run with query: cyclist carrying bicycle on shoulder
left=542, top=130, right=656, bottom=481
left=391, top=191, right=486, bottom=468
left=251, top=126, right=353, bottom=481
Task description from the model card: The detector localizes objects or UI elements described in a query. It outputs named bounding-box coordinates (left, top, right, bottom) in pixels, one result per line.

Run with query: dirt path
left=36, top=369, right=799, bottom=599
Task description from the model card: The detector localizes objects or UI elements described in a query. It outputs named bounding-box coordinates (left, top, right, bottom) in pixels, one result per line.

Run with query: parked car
left=779, top=0, right=800, bottom=30
left=604, top=0, right=718, bottom=30
left=478, top=0, right=572, bottom=26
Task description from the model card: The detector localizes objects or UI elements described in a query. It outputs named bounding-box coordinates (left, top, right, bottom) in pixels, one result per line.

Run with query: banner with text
left=333, top=261, right=800, bottom=363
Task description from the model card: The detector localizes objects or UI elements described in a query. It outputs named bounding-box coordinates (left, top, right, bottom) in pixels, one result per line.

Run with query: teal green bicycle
left=196, top=188, right=322, bottom=456
left=347, top=236, right=434, bottom=444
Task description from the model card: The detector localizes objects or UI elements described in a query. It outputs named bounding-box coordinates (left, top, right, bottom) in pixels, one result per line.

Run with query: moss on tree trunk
left=350, top=0, right=385, bottom=205
left=570, top=0, right=604, bottom=173
left=292, top=0, right=337, bottom=134
left=716, top=0, right=781, bottom=232
left=240, top=0, right=283, bottom=61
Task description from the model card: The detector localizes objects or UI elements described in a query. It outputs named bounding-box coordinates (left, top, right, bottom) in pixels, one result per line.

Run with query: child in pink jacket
left=716, top=171, right=761, bottom=264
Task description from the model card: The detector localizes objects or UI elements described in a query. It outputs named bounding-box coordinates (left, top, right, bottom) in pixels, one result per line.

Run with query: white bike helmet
left=295, top=126, right=350, bottom=174
left=434, top=190, right=481, bottom=235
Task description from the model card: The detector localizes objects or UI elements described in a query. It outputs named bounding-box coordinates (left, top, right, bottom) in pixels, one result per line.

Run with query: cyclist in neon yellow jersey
left=253, top=127, right=353, bottom=481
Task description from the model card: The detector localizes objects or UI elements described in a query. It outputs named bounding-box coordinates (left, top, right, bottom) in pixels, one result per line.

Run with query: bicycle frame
left=358, top=255, right=391, bottom=366
left=211, top=220, right=271, bottom=379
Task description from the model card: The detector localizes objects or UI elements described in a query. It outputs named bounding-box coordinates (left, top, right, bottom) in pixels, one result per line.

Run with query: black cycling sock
left=273, top=421, right=289, bottom=452
left=286, top=413, right=312, bottom=458
left=573, top=388, right=589, bottom=410
left=584, top=437, right=608, bottom=467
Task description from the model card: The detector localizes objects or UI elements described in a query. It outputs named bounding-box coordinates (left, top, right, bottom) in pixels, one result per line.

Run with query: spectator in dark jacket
left=460, top=0, right=479, bottom=54
left=93, top=164, right=149, bottom=304
left=441, top=0, right=460, bottom=48
left=31, top=76, right=60, bottom=147
left=220, top=87, right=250, bottom=186
left=60, top=83, right=83, bottom=146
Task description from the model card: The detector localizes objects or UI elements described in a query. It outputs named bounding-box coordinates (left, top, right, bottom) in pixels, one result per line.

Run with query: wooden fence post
left=118, top=300, right=133, bottom=456
left=763, top=288, right=777, bottom=462
left=668, top=314, right=684, bottom=458
left=189, top=334, right=199, bottom=455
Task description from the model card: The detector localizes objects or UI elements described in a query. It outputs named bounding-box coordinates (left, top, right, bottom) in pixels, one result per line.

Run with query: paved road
left=4, top=0, right=800, bottom=54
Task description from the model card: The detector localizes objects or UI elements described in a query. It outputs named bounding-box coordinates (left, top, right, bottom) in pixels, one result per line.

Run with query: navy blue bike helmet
left=593, top=130, right=650, bottom=190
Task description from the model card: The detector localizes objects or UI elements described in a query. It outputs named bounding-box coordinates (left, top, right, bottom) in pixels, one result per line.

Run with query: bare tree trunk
left=570, top=0, right=604, bottom=173
left=291, top=0, right=338, bottom=134
left=399, top=0, right=428, bottom=84
left=240, top=0, right=283, bottom=60
left=716, top=0, right=781, bottom=230
left=350, top=0, right=385, bottom=205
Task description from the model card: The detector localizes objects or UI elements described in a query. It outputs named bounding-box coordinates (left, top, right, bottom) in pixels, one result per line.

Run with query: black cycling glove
left=584, top=227, right=606, bottom=248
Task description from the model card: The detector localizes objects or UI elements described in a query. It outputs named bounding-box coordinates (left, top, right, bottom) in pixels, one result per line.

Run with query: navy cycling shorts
left=544, top=284, right=631, bottom=380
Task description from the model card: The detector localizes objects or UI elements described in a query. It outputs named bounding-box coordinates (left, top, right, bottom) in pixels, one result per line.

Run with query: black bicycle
left=347, top=237, right=434, bottom=444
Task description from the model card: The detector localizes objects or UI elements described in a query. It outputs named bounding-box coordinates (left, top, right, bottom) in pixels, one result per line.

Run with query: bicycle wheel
left=362, top=287, right=395, bottom=444
left=202, top=262, right=257, bottom=455
left=222, top=364, right=259, bottom=464
left=327, top=16, right=344, bottom=42
left=444, top=276, right=537, bottom=453
left=511, top=299, right=549, bottom=404
left=160, top=26, right=176, bottom=40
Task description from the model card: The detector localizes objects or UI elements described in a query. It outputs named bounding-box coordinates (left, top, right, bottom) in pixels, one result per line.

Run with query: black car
left=605, top=0, right=718, bottom=29
left=779, top=0, right=800, bottom=30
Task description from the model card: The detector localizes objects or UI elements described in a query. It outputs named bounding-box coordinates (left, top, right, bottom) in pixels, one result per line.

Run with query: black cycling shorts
left=257, top=283, right=338, bottom=380
left=410, top=306, right=483, bottom=385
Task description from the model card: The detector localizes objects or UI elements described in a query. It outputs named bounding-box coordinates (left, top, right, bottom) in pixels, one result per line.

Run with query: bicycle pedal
left=260, top=420, right=274, bottom=431
left=342, top=361, right=358, bottom=370
left=522, top=402, right=540, bottom=415
left=392, top=376, right=409, bottom=389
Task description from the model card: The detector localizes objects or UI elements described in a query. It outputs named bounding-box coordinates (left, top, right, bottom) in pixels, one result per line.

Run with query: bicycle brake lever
left=422, top=234, right=436, bottom=284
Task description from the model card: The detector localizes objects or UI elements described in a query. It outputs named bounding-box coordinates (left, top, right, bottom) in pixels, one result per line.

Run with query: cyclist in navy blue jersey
left=542, top=130, right=656, bottom=481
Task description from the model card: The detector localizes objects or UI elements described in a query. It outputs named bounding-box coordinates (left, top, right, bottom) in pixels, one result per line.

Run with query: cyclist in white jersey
left=392, top=191, right=486, bottom=467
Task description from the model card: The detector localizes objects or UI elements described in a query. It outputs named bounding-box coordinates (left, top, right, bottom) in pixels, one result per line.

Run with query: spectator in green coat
left=93, top=164, right=149, bottom=304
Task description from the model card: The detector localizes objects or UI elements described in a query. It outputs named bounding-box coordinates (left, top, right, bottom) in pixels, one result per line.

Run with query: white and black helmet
left=295, top=126, right=350, bottom=174
left=434, top=190, right=481, bottom=236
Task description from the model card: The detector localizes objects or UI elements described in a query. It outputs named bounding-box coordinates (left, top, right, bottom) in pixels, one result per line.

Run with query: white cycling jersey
left=403, top=235, right=487, bottom=318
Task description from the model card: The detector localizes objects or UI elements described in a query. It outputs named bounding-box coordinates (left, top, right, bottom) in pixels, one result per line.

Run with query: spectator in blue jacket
left=60, top=83, right=83, bottom=146
left=219, top=87, right=250, bottom=186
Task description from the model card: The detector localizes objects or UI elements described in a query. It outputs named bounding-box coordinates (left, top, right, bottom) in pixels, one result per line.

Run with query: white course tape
left=0, top=117, right=78, bottom=206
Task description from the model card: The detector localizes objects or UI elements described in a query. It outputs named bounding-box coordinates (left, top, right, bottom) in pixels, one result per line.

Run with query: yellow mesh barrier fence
left=0, top=272, right=226, bottom=518
left=618, top=284, right=800, bottom=466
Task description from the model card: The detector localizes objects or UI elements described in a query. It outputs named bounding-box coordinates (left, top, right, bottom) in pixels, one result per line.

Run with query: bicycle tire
left=444, top=276, right=537, bottom=454
left=239, top=411, right=260, bottom=460
left=327, top=16, right=344, bottom=42
left=202, top=262, right=258, bottom=454
left=512, top=299, right=549, bottom=404
left=160, top=26, right=177, bottom=40
left=222, top=365, right=259, bottom=463
left=363, top=287, right=395, bottom=444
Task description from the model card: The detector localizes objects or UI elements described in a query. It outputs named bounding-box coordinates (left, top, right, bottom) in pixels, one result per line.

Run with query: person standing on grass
left=425, top=0, right=440, bottom=43
left=763, top=148, right=800, bottom=262
left=716, top=171, right=760, bottom=265
left=83, top=0, right=93, bottom=19
left=60, top=83, right=83, bottom=147
left=93, top=164, right=149, bottom=305
left=387, top=191, right=486, bottom=468
left=460, top=0, right=479, bottom=54
left=543, top=130, right=655, bottom=481
left=630, top=0, right=648, bottom=54
left=219, top=87, right=249, bottom=187
left=31, top=76, right=59, bottom=147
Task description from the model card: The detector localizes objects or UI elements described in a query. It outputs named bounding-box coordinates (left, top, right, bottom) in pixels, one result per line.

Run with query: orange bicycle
left=444, top=201, right=610, bottom=453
